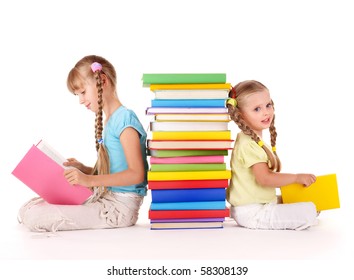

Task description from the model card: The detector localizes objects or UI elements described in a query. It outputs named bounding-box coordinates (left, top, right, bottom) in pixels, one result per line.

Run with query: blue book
left=151, top=99, right=226, bottom=108
left=150, top=200, right=226, bottom=210
left=151, top=188, right=226, bottom=203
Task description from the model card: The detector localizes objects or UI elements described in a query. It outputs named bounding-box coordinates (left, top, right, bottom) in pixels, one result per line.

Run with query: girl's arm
left=251, top=162, right=316, bottom=188
left=64, top=127, right=145, bottom=187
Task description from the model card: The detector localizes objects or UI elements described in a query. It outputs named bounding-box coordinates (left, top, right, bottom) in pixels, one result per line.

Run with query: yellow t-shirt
left=227, top=132, right=276, bottom=206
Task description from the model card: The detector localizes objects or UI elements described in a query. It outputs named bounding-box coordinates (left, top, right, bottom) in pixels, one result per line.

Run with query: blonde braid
left=90, top=67, right=110, bottom=200
left=269, top=103, right=281, bottom=171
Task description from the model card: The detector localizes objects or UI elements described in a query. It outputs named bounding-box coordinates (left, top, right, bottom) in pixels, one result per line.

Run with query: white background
left=0, top=0, right=353, bottom=279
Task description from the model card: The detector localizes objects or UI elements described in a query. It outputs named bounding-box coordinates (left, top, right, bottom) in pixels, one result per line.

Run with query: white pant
left=18, top=191, right=144, bottom=232
left=231, top=202, right=317, bottom=230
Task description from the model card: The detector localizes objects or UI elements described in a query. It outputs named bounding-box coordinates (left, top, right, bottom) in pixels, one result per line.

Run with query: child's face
left=74, top=78, right=99, bottom=113
left=240, top=89, right=274, bottom=136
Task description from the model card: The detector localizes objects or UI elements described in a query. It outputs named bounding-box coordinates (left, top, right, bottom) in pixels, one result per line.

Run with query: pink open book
left=12, top=140, right=93, bottom=205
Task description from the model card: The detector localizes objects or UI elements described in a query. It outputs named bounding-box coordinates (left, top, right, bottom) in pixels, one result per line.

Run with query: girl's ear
left=101, top=74, right=108, bottom=86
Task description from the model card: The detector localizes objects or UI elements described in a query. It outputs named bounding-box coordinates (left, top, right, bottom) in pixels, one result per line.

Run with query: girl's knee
left=20, top=204, right=71, bottom=232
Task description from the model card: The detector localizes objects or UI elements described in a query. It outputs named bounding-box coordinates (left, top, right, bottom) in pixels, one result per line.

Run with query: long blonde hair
left=67, top=55, right=117, bottom=199
left=227, top=80, right=281, bottom=172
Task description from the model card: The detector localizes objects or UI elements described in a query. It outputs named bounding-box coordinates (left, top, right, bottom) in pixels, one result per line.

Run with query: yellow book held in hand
left=280, top=174, right=340, bottom=211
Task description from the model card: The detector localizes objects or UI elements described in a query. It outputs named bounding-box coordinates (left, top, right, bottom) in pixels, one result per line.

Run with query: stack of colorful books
left=142, top=73, right=232, bottom=230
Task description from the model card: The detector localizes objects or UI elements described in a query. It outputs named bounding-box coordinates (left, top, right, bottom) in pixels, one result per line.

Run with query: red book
left=149, top=208, right=230, bottom=219
left=148, top=179, right=229, bottom=190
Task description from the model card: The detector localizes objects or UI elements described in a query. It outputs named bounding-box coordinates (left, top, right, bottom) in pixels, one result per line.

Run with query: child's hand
left=295, top=173, right=316, bottom=187
left=63, top=158, right=83, bottom=170
left=64, top=168, right=91, bottom=187
left=64, top=158, right=93, bottom=174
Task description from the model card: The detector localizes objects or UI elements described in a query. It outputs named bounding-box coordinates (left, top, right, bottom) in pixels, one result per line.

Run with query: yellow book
left=152, top=131, right=231, bottom=140
left=280, top=174, right=340, bottom=211
left=150, top=83, right=232, bottom=91
left=148, top=170, right=231, bottom=181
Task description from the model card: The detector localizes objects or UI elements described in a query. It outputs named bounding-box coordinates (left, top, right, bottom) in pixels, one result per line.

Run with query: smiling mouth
left=86, top=103, right=91, bottom=109
left=262, top=118, right=270, bottom=123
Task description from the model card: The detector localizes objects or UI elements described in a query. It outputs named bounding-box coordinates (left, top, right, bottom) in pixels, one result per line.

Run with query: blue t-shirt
left=104, top=106, right=148, bottom=196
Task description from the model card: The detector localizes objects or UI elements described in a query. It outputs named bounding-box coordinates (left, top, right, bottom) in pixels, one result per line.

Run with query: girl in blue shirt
left=18, top=55, right=148, bottom=232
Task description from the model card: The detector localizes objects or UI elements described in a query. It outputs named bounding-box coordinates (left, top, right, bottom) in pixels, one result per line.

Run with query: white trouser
left=18, top=191, right=144, bottom=232
left=231, top=201, right=317, bottom=230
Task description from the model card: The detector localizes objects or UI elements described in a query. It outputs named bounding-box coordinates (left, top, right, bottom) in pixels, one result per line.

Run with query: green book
left=148, top=149, right=228, bottom=158
left=142, top=73, right=227, bottom=86
left=150, top=163, right=226, bottom=172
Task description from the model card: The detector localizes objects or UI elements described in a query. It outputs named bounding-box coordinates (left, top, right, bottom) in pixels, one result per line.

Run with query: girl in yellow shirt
left=226, top=80, right=317, bottom=230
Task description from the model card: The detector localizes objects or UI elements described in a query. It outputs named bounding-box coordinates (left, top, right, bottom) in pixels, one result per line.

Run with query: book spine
left=154, top=114, right=230, bottom=122
left=150, top=83, right=231, bottom=90
left=151, top=188, right=226, bottom=203
left=148, top=149, right=228, bottom=158
left=146, top=107, right=229, bottom=114
left=150, top=222, right=223, bottom=230
left=151, top=218, right=225, bottom=222
left=150, top=155, right=225, bottom=164
left=147, top=170, right=231, bottom=181
left=147, top=140, right=233, bottom=150
left=148, top=208, right=230, bottom=219
left=148, top=179, right=229, bottom=190
left=151, top=131, right=231, bottom=140
left=142, top=73, right=227, bottom=85
left=151, top=99, right=226, bottom=108
left=150, top=122, right=228, bottom=132
left=154, top=90, right=229, bottom=100
left=150, top=163, right=226, bottom=172
left=150, top=201, right=226, bottom=210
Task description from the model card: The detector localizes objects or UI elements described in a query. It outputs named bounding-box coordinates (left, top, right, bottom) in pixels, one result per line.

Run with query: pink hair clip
left=91, top=62, right=102, bottom=73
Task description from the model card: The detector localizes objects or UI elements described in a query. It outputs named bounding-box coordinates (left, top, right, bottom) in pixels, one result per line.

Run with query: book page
left=36, top=140, right=69, bottom=169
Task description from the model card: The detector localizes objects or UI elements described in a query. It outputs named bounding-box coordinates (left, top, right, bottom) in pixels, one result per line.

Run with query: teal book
left=142, top=73, right=227, bottom=86
left=150, top=200, right=226, bottom=210
left=150, top=163, right=226, bottom=172
left=148, top=149, right=228, bottom=157
left=151, top=99, right=226, bottom=108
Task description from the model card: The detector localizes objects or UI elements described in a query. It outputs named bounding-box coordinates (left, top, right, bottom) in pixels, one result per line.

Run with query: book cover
left=148, top=170, right=231, bottom=181
left=148, top=179, right=229, bottom=190
left=12, top=141, right=93, bottom=205
left=151, top=130, right=231, bottom=140
left=150, top=221, right=223, bottom=230
left=148, top=149, right=228, bottom=158
left=280, top=174, right=340, bottom=211
left=154, top=113, right=230, bottom=122
left=150, top=201, right=226, bottom=210
left=151, top=99, right=226, bottom=108
left=147, top=140, right=233, bottom=150
left=146, top=107, right=228, bottom=115
left=150, top=155, right=225, bottom=164
left=150, top=121, right=228, bottom=132
left=153, top=89, right=229, bottom=100
left=142, top=73, right=227, bottom=86
left=148, top=208, right=230, bottom=219
left=150, top=163, right=226, bottom=172
left=150, top=83, right=231, bottom=91
left=151, top=188, right=226, bottom=203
